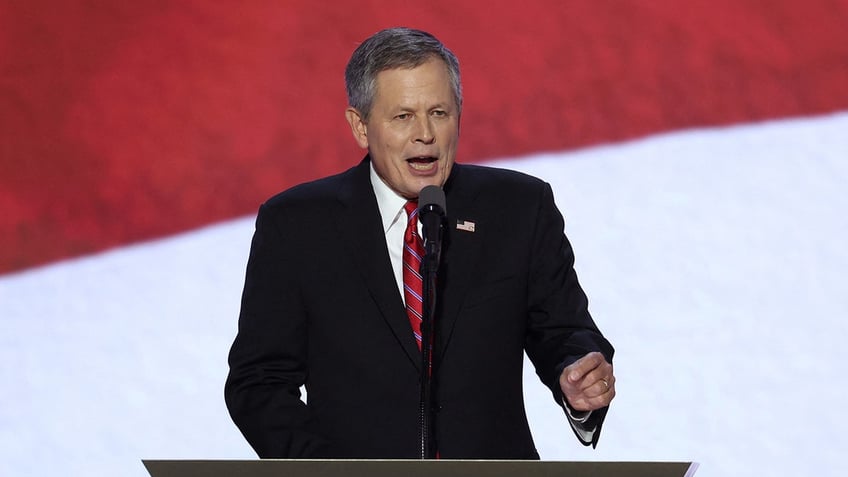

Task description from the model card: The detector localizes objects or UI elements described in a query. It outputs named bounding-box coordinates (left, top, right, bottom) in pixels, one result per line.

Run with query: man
left=225, top=27, right=615, bottom=459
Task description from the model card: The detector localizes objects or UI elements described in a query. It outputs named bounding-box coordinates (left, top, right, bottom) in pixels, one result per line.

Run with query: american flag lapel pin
left=456, top=219, right=476, bottom=232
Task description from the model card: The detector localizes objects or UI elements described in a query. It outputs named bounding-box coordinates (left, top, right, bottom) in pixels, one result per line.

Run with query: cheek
left=440, top=124, right=460, bottom=145
left=378, top=133, right=407, bottom=154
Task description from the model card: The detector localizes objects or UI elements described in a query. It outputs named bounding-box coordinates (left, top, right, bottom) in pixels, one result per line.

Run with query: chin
left=416, top=179, right=442, bottom=192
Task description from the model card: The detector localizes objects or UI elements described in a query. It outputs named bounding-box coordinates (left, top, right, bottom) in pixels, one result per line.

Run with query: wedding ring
left=601, top=379, right=609, bottom=390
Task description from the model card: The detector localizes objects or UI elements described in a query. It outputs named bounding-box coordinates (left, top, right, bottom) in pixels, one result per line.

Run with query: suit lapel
left=437, top=165, right=486, bottom=360
left=333, top=158, right=423, bottom=370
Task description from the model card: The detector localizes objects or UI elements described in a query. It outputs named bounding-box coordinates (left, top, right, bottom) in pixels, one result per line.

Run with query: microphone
left=417, top=185, right=446, bottom=263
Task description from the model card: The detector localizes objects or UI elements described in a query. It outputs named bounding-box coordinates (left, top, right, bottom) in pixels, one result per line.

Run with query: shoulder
left=260, top=163, right=362, bottom=215
left=449, top=163, right=551, bottom=201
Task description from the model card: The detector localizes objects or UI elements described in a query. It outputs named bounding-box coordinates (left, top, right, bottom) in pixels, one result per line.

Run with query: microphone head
left=418, top=185, right=446, bottom=215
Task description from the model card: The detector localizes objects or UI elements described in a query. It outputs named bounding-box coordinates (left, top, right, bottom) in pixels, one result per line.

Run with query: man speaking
left=225, top=27, right=615, bottom=459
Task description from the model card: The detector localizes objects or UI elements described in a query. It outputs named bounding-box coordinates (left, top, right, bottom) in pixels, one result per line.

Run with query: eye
left=431, top=110, right=447, bottom=117
left=395, top=113, right=412, bottom=120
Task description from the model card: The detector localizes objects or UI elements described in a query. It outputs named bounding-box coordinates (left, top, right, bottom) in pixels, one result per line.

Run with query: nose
left=413, top=116, right=435, bottom=144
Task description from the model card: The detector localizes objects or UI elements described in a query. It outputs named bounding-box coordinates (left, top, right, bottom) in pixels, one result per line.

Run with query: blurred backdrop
left=2, top=1, right=847, bottom=476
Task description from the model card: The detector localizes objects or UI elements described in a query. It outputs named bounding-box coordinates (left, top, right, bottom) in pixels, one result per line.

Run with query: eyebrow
left=394, top=102, right=453, bottom=112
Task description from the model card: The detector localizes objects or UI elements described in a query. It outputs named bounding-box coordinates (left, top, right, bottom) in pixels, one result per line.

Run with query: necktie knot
left=404, top=200, right=418, bottom=224
left=404, top=201, right=421, bottom=244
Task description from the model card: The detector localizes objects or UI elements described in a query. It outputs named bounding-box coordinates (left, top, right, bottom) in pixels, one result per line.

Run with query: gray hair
left=345, top=27, right=462, bottom=119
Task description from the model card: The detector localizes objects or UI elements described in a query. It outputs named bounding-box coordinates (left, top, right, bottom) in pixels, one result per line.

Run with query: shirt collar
left=369, top=161, right=409, bottom=234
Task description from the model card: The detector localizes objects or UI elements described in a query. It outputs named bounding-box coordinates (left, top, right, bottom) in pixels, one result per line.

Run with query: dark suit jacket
left=225, top=157, right=614, bottom=459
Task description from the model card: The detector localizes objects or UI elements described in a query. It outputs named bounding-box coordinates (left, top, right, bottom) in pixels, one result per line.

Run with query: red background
left=2, top=0, right=847, bottom=273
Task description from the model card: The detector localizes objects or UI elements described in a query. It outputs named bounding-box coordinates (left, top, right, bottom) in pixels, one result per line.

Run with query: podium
left=143, top=459, right=699, bottom=477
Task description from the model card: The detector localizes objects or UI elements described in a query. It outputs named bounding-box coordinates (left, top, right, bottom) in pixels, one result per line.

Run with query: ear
left=345, top=107, right=369, bottom=149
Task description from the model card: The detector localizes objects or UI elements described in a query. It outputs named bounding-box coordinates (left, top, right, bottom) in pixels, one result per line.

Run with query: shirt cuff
left=562, top=396, right=596, bottom=444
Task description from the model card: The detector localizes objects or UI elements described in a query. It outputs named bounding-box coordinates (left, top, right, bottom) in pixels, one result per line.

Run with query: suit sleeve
left=522, top=182, right=615, bottom=447
left=224, top=203, right=329, bottom=458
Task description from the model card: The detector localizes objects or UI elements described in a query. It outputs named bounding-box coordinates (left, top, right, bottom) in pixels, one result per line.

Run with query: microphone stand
left=418, top=205, right=443, bottom=460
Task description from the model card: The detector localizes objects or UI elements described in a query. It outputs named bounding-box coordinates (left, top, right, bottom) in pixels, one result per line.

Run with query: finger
left=583, top=386, right=616, bottom=411
left=571, top=372, right=613, bottom=400
left=577, top=362, right=614, bottom=393
left=584, top=373, right=615, bottom=397
left=565, top=352, right=605, bottom=383
left=568, top=378, right=616, bottom=411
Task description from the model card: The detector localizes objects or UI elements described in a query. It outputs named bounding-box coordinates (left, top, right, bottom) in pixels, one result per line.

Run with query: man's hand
left=559, top=352, right=615, bottom=412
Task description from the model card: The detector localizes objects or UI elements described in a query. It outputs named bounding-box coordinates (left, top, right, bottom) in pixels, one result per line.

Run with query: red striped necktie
left=403, top=201, right=425, bottom=350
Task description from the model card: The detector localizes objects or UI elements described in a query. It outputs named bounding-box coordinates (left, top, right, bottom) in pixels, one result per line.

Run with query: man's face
left=346, top=58, right=460, bottom=199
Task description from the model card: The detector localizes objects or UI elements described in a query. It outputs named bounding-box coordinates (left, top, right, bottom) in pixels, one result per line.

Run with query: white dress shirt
left=369, top=163, right=412, bottom=303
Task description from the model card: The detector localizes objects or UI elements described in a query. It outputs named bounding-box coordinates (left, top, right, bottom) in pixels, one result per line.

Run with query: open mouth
left=407, top=156, right=438, bottom=171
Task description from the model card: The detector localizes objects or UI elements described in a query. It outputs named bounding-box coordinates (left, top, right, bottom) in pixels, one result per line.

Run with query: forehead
left=372, top=59, right=454, bottom=106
